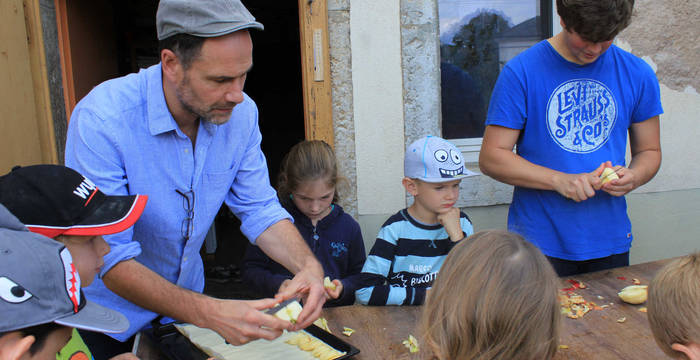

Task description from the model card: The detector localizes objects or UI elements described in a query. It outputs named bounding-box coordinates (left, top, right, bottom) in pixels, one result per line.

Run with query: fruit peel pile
left=559, top=279, right=604, bottom=319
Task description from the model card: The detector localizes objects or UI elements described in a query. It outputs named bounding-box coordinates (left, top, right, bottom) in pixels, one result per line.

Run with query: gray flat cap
left=157, top=0, right=264, bottom=40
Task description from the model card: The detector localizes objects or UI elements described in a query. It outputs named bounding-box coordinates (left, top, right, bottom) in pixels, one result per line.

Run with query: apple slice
left=341, top=327, right=355, bottom=337
left=323, top=276, right=336, bottom=291
left=273, top=300, right=303, bottom=324
left=313, top=317, right=331, bottom=333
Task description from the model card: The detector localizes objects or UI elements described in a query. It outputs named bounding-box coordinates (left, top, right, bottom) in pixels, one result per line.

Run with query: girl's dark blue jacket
left=242, top=201, right=366, bottom=306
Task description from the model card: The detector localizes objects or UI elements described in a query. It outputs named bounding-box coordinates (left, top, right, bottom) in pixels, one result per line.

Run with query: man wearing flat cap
left=64, top=0, right=326, bottom=357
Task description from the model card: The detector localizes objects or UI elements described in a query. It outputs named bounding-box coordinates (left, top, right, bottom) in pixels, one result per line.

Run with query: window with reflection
left=439, top=0, right=552, bottom=146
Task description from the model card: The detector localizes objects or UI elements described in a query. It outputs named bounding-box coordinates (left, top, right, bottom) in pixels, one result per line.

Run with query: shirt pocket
left=202, top=168, right=236, bottom=207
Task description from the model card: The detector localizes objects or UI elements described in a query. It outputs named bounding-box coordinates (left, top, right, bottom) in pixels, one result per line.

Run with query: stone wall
left=328, top=0, right=358, bottom=217
left=617, top=0, right=700, bottom=194
left=621, top=0, right=699, bottom=94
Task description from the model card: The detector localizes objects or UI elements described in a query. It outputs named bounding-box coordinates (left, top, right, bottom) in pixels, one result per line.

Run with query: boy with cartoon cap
left=0, top=165, right=147, bottom=360
left=0, top=204, right=129, bottom=360
left=356, top=135, right=476, bottom=305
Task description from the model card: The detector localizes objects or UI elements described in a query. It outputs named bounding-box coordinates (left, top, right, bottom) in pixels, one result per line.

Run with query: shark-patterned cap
left=404, top=135, right=477, bottom=183
left=0, top=205, right=129, bottom=333
left=0, top=165, right=147, bottom=238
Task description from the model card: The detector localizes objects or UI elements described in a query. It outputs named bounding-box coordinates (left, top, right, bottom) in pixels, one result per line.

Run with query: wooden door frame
left=54, top=0, right=76, bottom=120
left=22, top=0, right=59, bottom=164
left=298, top=0, right=334, bottom=147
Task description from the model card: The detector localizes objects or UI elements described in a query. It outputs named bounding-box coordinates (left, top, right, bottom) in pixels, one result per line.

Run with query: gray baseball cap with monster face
left=404, top=135, right=478, bottom=183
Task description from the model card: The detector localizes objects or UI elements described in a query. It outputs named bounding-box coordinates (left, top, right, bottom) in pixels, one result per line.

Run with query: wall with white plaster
left=350, top=0, right=406, bottom=215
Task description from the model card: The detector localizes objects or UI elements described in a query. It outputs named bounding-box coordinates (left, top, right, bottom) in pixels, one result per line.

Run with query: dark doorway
left=244, top=1, right=306, bottom=184
left=209, top=1, right=306, bottom=298
left=109, top=1, right=306, bottom=181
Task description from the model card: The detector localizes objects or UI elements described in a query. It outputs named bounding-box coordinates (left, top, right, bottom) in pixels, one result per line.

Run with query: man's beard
left=176, top=78, right=234, bottom=125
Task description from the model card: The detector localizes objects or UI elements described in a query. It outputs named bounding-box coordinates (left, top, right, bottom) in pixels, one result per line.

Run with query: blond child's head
left=648, top=252, right=700, bottom=360
left=278, top=140, right=346, bottom=222
left=421, top=230, right=560, bottom=360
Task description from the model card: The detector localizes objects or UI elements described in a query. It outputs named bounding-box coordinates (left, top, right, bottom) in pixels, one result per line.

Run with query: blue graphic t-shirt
left=486, top=40, right=663, bottom=260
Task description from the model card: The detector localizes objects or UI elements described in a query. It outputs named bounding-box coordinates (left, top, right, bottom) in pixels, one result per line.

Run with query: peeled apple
left=323, top=276, right=336, bottom=291
left=273, top=300, right=303, bottom=324
left=618, top=285, right=648, bottom=304
left=600, top=167, right=619, bottom=185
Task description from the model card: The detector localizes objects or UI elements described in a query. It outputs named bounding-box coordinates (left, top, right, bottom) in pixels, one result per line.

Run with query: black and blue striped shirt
left=355, top=209, right=473, bottom=305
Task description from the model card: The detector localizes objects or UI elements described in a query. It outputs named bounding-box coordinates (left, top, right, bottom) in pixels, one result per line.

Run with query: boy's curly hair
left=556, top=0, right=634, bottom=42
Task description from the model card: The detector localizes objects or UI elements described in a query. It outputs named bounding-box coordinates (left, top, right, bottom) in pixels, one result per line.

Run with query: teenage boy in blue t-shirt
left=479, top=0, right=662, bottom=276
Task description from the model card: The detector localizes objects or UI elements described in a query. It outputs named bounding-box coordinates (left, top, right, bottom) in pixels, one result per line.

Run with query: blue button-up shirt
left=65, top=64, right=291, bottom=340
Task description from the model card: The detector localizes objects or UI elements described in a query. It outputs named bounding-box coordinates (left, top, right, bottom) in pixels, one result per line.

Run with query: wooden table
left=137, top=258, right=673, bottom=359
left=321, top=258, right=673, bottom=360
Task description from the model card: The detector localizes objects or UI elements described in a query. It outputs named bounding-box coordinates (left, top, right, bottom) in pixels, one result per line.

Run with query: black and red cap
left=0, top=165, right=147, bottom=238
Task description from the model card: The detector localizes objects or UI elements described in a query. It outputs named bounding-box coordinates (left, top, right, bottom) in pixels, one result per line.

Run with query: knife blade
left=264, top=297, right=300, bottom=316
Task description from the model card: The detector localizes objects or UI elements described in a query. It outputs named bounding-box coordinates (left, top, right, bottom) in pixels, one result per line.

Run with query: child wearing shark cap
left=356, top=135, right=476, bottom=306
left=0, top=204, right=129, bottom=359
left=0, top=165, right=147, bottom=360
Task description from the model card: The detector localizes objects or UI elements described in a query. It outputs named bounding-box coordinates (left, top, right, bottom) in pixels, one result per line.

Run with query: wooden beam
left=23, top=0, right=59, bottom=164
left=298, top=0, right=334, bottom=147
left=54, top=0, right=76, bottom=120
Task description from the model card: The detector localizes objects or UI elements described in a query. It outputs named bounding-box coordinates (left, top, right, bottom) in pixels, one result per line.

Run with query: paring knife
left=265, top=297, right=300, bottom=315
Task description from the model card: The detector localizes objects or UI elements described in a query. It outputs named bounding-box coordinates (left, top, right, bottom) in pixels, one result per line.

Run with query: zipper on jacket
left=312, top=226, right=319, bottom=251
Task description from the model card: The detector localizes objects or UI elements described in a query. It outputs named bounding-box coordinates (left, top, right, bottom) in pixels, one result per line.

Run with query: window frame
left=440, top=0, right=553, bottom=163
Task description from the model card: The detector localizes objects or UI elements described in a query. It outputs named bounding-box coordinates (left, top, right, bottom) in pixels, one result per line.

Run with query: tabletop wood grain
left=137, top=258, right=674, bottom=360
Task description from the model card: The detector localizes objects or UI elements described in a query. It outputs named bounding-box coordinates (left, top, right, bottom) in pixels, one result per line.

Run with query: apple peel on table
left=618, top=285, right=648, bottom=304
left=600, top=167, right=619, bottom=185
left=402, top=334, right=419, bottom=353
left=273, top=300, right=304, bottom=324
